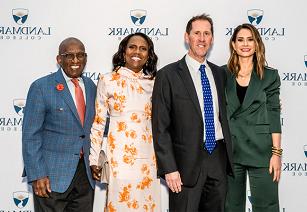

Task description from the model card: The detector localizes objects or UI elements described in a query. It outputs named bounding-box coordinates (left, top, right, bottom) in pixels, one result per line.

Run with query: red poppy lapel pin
left=56, top=83, right=64, bottom=91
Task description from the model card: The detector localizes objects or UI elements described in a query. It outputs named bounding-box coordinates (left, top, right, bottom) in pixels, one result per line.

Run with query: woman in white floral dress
left=89, top=33, right=160, bottom=211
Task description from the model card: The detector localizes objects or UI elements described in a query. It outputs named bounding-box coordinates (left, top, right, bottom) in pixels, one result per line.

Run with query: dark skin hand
left=32, top=176, right=51, bottom=198
left=90, top=165, right=102, bottom=181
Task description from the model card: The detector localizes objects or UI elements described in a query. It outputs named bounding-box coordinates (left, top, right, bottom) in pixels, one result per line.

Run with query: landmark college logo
left=107, top=8, right=169, bottom=41
left=130, top=9, right=147, bottom=26
left=13, top=191, right=29, bottom=209
left=0, top=8, right=52, bottom=41
left=12, top=8, right=28, bottom=25
left=247, top=9, right=263, bottom=26
left=13, top=99, right=26, bottom=116
left=225, top=9, right=285, bottom=41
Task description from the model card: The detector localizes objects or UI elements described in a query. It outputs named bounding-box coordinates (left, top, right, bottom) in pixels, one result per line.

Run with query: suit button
left=79, top=135, right=85, bottom=139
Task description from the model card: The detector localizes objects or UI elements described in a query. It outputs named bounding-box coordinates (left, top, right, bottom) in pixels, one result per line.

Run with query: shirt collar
left=61, top=68, right=83, bottom=83
left=185, top=54, right=208, bottom=73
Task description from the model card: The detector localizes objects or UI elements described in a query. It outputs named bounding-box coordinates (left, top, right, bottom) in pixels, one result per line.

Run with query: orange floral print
left=119, top=184, right=132, bottom=202
left=130, top=130, right=137, bottom=139
left=108, top=132, right=116, bottom=153
left=130, top=84, right=135, bottom=91
left=117, top=121, right=127, bottom=132
left=111, top=72, right=120, bottom=81
left=113, top=102, right=121, bottom=112
left=108, top=202, right=117, bottom=212
left=123, top=144, right=137, bottom=165
left=130, top=113, right=141, bottom=123
left=113, top=92, right=126, bottom=112
left=110, top=157, right=118, bottom=168
left=137, top=85, right=144, bottom=94
left=127, top=199, right=139, bottom=209
left=94, top=114, right=105, bottom=124
left=148, top=134, right=153, bottom=143
left=141, top=164, right=150, bottom=175
left=143, top=195, right=156, bottom=212
left=136, top=176, right=153, bottom=190
left=121, top=79, right=127, bottom=88
left=142, top=134, right=147, bottom=142
left=152, top=154, right=157, bottom=169
left=144, top=103, right=152, bottom=119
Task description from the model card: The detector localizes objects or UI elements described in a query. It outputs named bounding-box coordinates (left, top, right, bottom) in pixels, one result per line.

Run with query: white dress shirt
left=61, top=68, right=86, bottom=105
left=185, top=54, right=224, bottom=140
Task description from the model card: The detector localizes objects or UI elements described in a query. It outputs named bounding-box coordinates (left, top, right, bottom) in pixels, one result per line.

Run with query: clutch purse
left=97, top=150, right=110, bottom=184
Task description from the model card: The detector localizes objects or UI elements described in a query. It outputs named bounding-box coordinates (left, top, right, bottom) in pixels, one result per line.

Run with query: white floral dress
left=90, top=67, right=160, bottom=212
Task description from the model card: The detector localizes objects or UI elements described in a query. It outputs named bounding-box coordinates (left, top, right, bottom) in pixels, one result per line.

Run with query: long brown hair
left=227, top=23, right=266, bottom=79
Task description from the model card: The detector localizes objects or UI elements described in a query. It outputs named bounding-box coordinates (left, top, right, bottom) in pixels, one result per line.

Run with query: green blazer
left=225, top=66, right=281, bottom=167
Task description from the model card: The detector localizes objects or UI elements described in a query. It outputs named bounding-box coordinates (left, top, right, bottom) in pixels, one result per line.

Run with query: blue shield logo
left=130, top=9, right=147, bottom=26
left=13, top=191, right=29, bottom=209
left=304, top=145, right=307, bottom=157
left=13, top=99, right=26, bottom=116
left=304, top=55, right=307, bottom=68
left=247, top=9, right=263, bottom=26
left=12, top=8, right=29, bottom=25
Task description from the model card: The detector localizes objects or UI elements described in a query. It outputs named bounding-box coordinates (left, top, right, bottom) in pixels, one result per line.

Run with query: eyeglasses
left=60, top=52, right=87, bottom=61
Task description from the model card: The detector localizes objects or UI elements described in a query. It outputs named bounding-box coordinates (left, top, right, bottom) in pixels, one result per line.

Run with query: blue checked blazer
left=22, top=69, right=96, bottom=193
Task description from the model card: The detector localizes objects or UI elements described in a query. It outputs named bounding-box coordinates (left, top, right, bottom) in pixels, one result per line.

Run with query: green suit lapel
left=240, top=70, right=262, bottom=111
left=227, top=68, right=262, bottom=118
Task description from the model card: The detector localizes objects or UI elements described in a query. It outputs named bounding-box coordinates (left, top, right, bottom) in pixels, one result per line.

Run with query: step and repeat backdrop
left=1, top=0, right=306, bottom=211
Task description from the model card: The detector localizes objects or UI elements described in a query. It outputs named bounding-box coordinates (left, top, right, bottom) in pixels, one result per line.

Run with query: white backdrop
left=1, top=0, right=306, bottom=211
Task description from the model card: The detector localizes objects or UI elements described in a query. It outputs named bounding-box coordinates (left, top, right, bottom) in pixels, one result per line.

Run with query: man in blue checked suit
left=22, top=37, right=96, bottom=211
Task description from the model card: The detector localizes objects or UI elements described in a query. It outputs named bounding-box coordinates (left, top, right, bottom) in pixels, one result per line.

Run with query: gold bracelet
left=272, top=146, right=283, bottom=157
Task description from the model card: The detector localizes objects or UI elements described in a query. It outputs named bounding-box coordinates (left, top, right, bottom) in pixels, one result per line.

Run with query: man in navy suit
left=22, top=37, right=96, bottom=211
left=152, top=14, right=233, bottom=211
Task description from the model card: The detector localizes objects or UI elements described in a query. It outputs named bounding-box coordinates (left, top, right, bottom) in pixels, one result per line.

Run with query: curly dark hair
left=112, top=32, right=158, bottom=77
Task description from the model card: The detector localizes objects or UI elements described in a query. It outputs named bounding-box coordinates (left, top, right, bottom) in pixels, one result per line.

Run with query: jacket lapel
left=208, top=62, right=223, bottom=113
left=82, top=76, right=91, bottom=128
left=226, top=72, right=241, bottom=118
left=177, top=57, right=203, bottom=120
left=227, top=69, right=262, bottom=118
left=54, top=69, right=82, bottom=126
left=240, top=70, right=261, bottom=111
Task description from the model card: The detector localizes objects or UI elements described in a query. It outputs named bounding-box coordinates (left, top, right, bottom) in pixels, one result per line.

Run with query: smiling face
left=56, top=39, right=87, bottom=78
left=185, top=19, right=213, bottom=63
left=232, top=28, right=256, bottom=59
left=124, top=35, right=149, bottom=73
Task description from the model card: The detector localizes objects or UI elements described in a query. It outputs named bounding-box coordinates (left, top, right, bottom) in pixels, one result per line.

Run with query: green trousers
left=225, top=163, right=279, bottom=212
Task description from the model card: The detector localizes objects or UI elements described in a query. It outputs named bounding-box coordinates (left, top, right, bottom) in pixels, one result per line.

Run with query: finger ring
left=35, top=191, right=39, bottom=195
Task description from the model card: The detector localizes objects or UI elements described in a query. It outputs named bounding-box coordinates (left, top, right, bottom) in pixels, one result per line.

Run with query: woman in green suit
left=224, top=23, right=282, bottom=212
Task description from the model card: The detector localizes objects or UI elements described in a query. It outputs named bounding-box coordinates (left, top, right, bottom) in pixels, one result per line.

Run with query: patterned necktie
left=199, top=64, right=216, bottom=154
left=71, top=78, right=86, bottom=126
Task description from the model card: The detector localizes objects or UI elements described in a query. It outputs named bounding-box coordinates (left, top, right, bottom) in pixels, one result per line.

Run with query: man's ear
left=184, top=32, right=189, bottom=45
left=56, top=55, right=62, bottom=66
